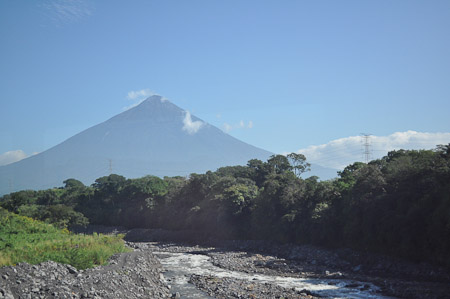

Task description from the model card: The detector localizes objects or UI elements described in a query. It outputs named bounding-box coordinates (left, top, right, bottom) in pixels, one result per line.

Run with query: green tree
left=247, top=159, right=268, bottom=187
left=63, top=178, right=85, bottom=190
left=36, top=189, right=63, bottom=206
left=267, top=155, right=292, bottom=174
left=92, top=174, right=127, bottom=206
left=0, top=190, right=38, bottom=212
left=42, top=205, right=89, bottom=228
left=287, top=153, right=310, bottom=176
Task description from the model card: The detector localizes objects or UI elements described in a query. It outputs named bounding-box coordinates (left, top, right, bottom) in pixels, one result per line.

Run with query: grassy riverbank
left=0, top=208, right=131, bottom=269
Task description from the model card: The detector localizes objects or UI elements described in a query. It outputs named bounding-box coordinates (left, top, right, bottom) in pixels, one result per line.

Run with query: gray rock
left=0, top=250, right=170, bottom=299
left=67, top=265, right=78, bottom=274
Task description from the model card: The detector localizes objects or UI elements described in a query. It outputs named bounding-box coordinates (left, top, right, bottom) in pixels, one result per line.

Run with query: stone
left=67, top=265, right=78, bottom=274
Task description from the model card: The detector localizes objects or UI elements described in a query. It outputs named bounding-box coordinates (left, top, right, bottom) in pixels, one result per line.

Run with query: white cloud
left=222, top=120, right=253, bottom=133
left=42, top=0, right=92, bottom=25
left=127, top=89, right=155, bottom=100
left=182, top=111, right=204, bottom=135
left=0, top=150, right=28, bottom=166
left=123, top=88, right=157, bottom=110
left=297, top=131, right=450, bottom=170
left=223, top=123, right=233, bottom=133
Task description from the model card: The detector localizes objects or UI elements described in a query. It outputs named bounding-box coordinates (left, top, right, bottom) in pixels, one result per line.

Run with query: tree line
left=1, top=145, right=449, bottom=267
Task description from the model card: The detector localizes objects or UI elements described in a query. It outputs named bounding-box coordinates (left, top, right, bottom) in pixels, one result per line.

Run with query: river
left=154, top=250, right=391, bottom=299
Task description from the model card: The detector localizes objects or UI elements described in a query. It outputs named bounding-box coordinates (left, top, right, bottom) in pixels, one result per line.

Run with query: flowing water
left=155, top=251, right=391, bottom=299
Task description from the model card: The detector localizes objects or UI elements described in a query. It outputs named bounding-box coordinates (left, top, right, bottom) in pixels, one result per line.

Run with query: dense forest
left=1, top=145, right=449, bottom=267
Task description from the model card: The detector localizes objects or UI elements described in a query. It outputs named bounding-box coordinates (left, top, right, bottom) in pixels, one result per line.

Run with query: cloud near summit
left=124, top=88, right=157, bottom=110
left=127, top=89, right=155, bottom=100
left=182, top=111, right=204, bottom=135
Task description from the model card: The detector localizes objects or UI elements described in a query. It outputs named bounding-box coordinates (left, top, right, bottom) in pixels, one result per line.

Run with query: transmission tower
left=361, top=133, right=372, bottom=163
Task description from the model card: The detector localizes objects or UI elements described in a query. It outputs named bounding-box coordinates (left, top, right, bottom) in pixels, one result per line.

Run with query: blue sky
left=1, top=0, right=450, bottom=169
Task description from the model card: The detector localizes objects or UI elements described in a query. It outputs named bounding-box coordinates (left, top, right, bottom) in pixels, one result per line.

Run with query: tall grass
left=0, top=208, right=131, bottom=269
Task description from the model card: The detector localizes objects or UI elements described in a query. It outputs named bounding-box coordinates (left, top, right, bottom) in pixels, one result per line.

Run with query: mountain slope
left=0, top=96, right=274, bottom=194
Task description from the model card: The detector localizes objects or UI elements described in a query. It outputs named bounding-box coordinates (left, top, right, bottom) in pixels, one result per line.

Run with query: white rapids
left=155, top=251, right=392, bottom=299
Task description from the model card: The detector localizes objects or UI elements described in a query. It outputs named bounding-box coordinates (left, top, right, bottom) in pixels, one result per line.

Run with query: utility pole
left=361, top=133, right=372, bottom=163
left=108, top=159, right=113, bottom=175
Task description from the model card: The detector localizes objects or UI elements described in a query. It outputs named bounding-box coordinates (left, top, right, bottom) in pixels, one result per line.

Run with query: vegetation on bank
left=1, top=144, right=450, bottom=267
left=0, top=208, right=130, bottom=269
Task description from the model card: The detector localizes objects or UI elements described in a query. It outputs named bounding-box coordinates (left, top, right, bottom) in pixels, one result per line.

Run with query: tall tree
left=287, top=153, right=311, bottom=177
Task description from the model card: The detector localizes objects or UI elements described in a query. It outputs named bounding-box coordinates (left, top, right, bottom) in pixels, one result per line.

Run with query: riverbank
left=1, top=227, right=450, bottom=298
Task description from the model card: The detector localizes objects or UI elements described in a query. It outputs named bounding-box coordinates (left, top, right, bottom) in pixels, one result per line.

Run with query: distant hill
left=0, top=96, right=337, bottom=195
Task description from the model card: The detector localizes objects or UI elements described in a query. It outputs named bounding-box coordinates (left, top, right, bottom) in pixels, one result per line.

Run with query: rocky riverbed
left=0, top=250, right=170, bottom=299
left=1, top=228, right=450, bottom=298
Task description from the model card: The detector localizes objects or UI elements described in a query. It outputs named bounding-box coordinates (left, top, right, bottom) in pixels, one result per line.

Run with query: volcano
left=0, top=96, right=274, bottom=194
